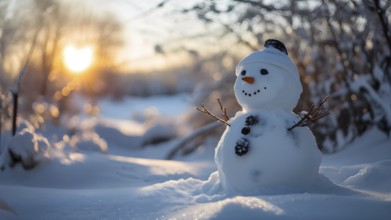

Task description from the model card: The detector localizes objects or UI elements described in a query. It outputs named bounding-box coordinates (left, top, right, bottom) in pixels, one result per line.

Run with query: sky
left=101, top=0, right=250, bottom=73
left=3, top=0, right=249, bottom=74
left=5, top=0, right=209, bottom=73
left=107, top=0, right=212, bottom=72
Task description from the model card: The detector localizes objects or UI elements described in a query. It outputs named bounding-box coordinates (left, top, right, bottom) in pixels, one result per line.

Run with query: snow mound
left=342, top=160, right=391, bottom=192
left=1, top=96, right=390, bottom=219
left=68, top=132, right=108, bottom=153
left=0, top=198, right=15, bottom=219
left=94, top=123, right=143, bottom=149
left=66, top=116, right=178, bottom=152
left=138, top=172, right=383, bottom=220
left=142, top=122, right=178, bottom=146
left=0, top=121, right=51, bottom=170
left=170, top=196, right=285, bottom=220
left=0, top=130, right=390, bottom=219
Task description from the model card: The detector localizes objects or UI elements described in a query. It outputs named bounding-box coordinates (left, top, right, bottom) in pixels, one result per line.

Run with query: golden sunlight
left=63, top=45, right=94, bottom=73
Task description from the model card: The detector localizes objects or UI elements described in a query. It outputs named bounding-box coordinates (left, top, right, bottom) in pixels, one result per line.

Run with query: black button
left=241, top=127, right=250, bottom=135
left=245, top=115, right=259, bottom=126
left=235, top=138, right=250, bottom=156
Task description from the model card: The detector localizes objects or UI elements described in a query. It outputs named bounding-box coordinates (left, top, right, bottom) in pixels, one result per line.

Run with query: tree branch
left=373, top=0, right=391, bottom=53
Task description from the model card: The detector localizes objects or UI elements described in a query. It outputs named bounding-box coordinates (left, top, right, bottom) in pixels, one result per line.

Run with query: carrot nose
left=242, top=76, right=255, bottom=84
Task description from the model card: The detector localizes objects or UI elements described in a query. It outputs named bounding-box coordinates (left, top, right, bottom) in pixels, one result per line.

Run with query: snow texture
left=234, top=46, right=302, bottom=111
left=214, top=110, right=321, bottom=193
left=0, top=95, right=390, bottom=220
left=0, top=120, right=51, bottom=170
left=214, top=41, right=321, bottom=193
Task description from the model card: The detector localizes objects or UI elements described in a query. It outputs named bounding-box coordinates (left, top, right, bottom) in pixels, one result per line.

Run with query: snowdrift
left=0, top=95, right=390, bottom=219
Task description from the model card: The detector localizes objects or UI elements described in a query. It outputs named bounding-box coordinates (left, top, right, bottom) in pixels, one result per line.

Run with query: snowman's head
left=234, top=39, right=302, bottom=112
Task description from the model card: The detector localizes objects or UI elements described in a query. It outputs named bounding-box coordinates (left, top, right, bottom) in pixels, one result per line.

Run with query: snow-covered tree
left=181, top=0, right=391, bottom=153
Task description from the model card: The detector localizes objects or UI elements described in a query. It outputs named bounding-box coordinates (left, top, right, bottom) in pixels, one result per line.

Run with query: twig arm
left=196, top=105, right=231, bottom=126
left=288, top=96, right=329, bottom=131
left=196, top=99, right=231, bottom=126
left=217, top=98, right=229, bottom=121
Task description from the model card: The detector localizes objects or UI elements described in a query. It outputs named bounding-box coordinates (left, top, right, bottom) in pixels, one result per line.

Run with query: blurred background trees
left=0, top=0, right=390, bottom=155
left=177, top=0, right=391, bottom=153
left=0, top=0, right=125, bottom=125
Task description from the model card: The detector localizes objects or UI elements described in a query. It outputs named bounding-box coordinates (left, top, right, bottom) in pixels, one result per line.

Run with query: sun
left=63, top=45, right=94, bottom=73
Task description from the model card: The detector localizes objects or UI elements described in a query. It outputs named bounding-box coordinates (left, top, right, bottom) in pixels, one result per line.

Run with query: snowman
left=214, top=39, right=322, bottom=193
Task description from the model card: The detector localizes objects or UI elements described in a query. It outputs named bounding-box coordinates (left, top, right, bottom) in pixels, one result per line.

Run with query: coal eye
left=260, top=68, right=268, bottom=75
left=241, top=70, right=246, bottom=76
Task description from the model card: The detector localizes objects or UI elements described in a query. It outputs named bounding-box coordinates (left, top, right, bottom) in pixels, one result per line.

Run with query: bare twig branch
left=10, top=23, right=43, bottom=136
left=217, top=98, right=229, bottom=121
left=288, top=96, right=329, bottom=131
left=196, top=106, right=231, bottom=127
left=373, top=0, right=391, bottom=53
left=129, top=0, right=169, bottom=21
left=11, top=24, right=42, bottom=94
left=196, top=99, right=231, bottom=126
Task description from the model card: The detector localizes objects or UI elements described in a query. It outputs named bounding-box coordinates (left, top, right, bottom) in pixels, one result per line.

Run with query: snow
left=235, top=46, right=302, bottom=111
left=214, top=110, right=321, bottom=193
left=0, top=121, right=51, bottom=170
left=0, top=94, right=391, bottom=219
left=217, top=42, right=321, bottom=193
left=98, top=94, right=191, bottom=120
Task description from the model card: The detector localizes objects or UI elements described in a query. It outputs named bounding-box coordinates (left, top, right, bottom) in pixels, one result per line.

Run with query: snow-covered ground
left=1, top=94, right=390, bottom=219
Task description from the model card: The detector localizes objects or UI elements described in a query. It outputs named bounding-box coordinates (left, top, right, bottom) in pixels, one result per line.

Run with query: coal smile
left=241, top=87, right=267, bottom=97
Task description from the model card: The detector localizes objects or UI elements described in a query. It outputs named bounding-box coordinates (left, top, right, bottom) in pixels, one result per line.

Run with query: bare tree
left=177, top=0, right=391, bottom=153
left=0, top=0, right=125, bottom=128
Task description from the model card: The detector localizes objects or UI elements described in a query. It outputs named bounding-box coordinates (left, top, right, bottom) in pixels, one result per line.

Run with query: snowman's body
left=214, top=40, right=322, bottom=192
left=215, top=110, right=321, bottom=192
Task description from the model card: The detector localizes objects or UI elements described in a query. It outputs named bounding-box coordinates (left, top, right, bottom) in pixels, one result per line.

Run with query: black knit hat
left=264, top=39, right=288, bottom=55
